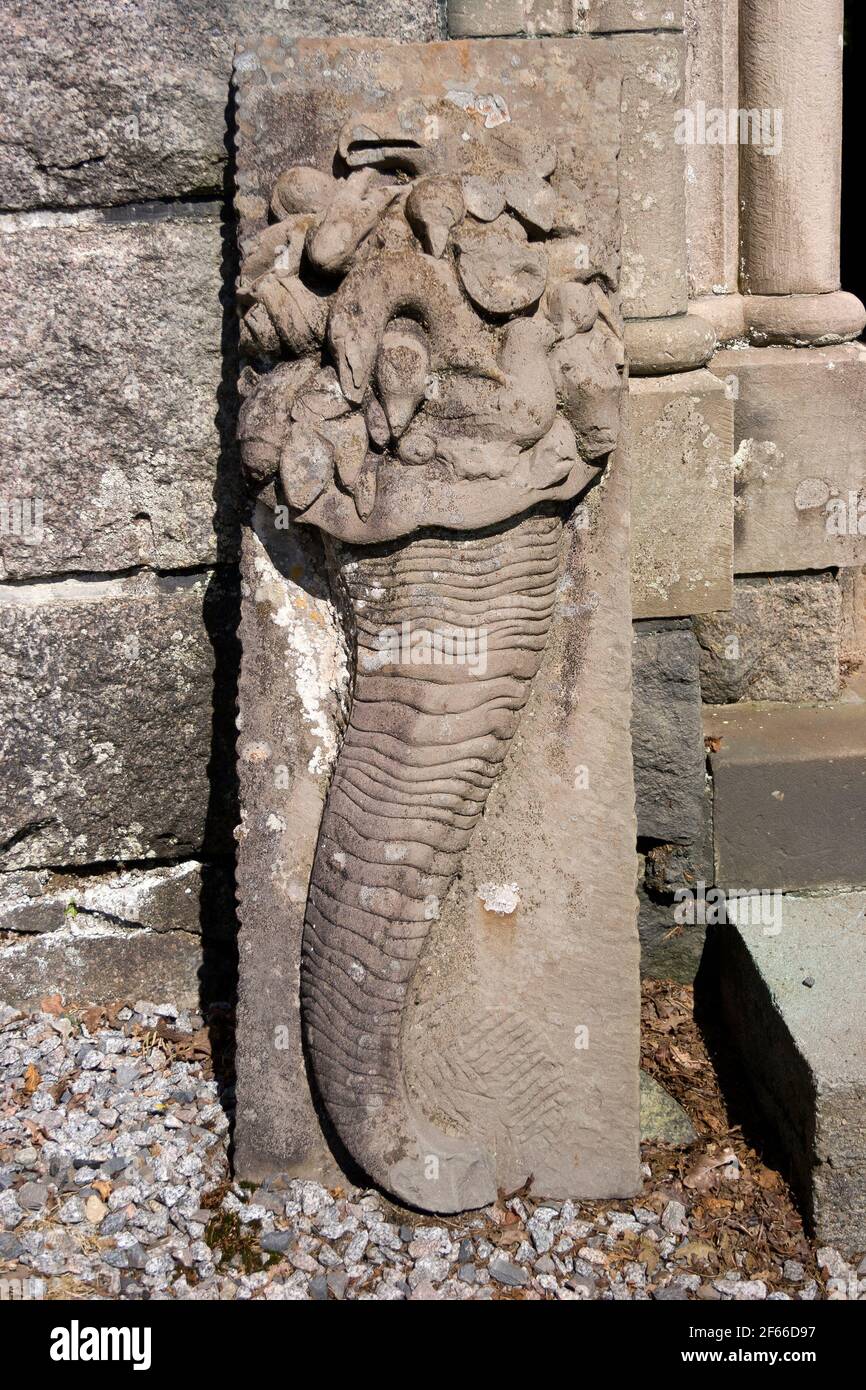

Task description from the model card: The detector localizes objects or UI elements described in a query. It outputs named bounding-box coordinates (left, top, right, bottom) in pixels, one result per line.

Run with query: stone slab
left=694, top=574, right=842, bottom=704
left=705, top=699, right=866, bottom=892
left=233, top=35, right=639, bottom=1206
left=448, top=0, right=684, bottom=35
left=0, top=208, right=238, bottom=580
left=629, top=370, right=734, bottom=619
left=0, top=570, right=237, bottom=870
left=0, top=1, right=441, bottom=210
left=0, top=923, right=224, bottom=1012
left=707, top=894, right=866, bottom=1251
left=0, top=860, right=234, bottom=938
left=709, top=345, right=866, bottom=576
left=632, top=622, right=706, bottom=844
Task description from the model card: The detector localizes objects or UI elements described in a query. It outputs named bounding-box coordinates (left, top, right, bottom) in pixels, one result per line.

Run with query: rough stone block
left=629, top=370, right=734, bottom=619
left=0, top=570, right=237, bottom=870
left=637, top=785, right=713, bottom=981
left=709, top=345, right=866, bottom=575
left=0, top=923, right=221, bottom=1011
left=638, top=884, right=706, bottom=984
left=0, top=1, right=441, bottom=209
left=0, top=860, right=234, bottom=938
left=707, top=894, right=866, bottom=1251
left=0, top=208, right=237, bottom=580
left=694, top=574, right=842, bottom=704
left=632, top=622, right=706, bottom=844
left=706, top=698, right=866, bottom=892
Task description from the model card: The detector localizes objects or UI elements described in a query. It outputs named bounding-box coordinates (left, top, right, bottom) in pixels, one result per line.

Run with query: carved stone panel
left=233, top=36, right=639, bottom=1212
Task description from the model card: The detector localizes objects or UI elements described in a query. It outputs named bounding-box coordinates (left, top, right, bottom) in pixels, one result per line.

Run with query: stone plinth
left=705, top=895, right=866, bottom=1252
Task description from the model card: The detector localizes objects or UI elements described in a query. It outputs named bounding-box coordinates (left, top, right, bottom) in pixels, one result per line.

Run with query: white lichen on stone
left=476, top=882, right=521, bottom=915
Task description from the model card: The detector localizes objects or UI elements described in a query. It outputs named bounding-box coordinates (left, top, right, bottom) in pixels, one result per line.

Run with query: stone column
left=738, top=0, right=865, bottom=344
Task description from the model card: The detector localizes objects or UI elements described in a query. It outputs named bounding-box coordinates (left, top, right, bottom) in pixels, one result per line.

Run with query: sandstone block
left=233, top=36, right=639, bottom=1209
left=706, top=894, right=866, bottom=1251
left=683, top=0, right=739, bottom=297
left=448, top=0, right=683, bottom=33
left=630, top=371, right=734, bottom=619
left=613, top=33, right=688, bottom=319
left=632, top=622, right=706, bottom=844
left=695, top=574, right=842, bottom=704
left=0, top=570, right=237, bottom=869
left=709, top=345, right=866, bottom=575
left=705, top=698, right=866, bottom=892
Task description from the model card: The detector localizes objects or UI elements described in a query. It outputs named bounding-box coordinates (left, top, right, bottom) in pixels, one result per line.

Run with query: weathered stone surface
left=694, top=574, right=842, bottom=704
left=234, top=36, right=639, bottom=1211
left=639, top=1070, right=696, bottom=1146
left=632, top=622, right=705, bottom=844
left=705, top=894, right=866, bottom=1251
left=448, top=0, right=684, bottom=33
left=745, top=291, right=866, bottom=348
left=630, top=371, right=734, bottom=619
left=841, top=566, right=866, bottom=678
left=0, top=208, right=237, bottom=580
left=705, top=697, right=866, bottom=892
left=683, top=0, right=739, bottom=297
left=638, top=788, right=713, bottom=982
left=234, top=507, right=349, bottom=1187
left=0, top=570, right=237, bottom=870
left=614, top=33, right=688, bottom=319
left=0, top=860, right=234, bottom=937
left=0, top=922, right=220, bottom=1010
left=638, top=884, right=706, bottom=984
left=709, top=345, right=866, bottom=575
left=625, top=312, right=715, bottom=376
left=0, top=1, right=441, bottom=210
left=739, top=0, right=842, bottom=296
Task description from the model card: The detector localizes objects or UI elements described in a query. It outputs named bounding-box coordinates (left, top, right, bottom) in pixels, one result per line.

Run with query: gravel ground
left=1, top=993, right=864, bottom=1302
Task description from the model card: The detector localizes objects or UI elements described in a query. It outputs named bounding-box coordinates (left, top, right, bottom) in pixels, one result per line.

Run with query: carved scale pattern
left=301, top=512, right=562, bottom=1208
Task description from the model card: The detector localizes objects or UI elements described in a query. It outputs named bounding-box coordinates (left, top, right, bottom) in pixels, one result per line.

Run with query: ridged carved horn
left=301, top=514, right=562, bottom=1209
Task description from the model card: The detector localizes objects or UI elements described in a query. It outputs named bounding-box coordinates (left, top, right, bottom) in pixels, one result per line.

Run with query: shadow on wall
left=200, top=89, right=244, bottom=1097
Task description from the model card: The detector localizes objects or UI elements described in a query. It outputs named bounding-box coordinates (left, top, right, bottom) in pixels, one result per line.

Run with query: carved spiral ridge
left=301, top=513, right=562, bottom=1209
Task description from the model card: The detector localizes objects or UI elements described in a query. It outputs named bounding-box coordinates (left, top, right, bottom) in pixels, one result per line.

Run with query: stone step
left=704, top=697, right=866, bottom=892
left=703, top=893, right=866, bottom=1252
